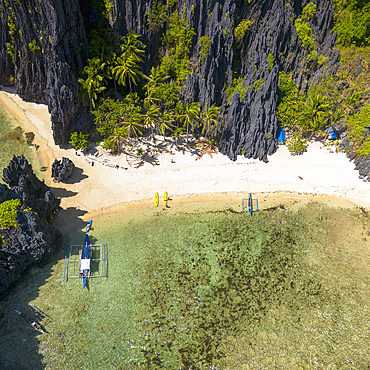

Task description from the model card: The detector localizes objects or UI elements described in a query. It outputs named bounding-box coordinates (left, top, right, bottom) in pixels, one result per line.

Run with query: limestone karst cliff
left=0, top=0, right=339, bottom=161
left=0, top=156, right=60, bottom=297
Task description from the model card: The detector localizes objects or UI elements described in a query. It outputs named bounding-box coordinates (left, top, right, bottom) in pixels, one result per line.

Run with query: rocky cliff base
left=0, top=155, right=60, bottom=297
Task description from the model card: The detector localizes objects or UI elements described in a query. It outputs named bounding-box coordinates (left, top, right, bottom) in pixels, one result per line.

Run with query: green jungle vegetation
left=277, top=0, right=370, bottom=155
left=77, top=0, right=220, bottom=154
left=75, top=0, right=370, bottom=158
left=0, top=199, right=21, bottom=229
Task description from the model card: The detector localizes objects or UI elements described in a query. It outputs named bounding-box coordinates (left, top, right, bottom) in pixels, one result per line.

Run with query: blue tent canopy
left=277, top=127, right=286, bottom=144
left=325, top=126, right=337, bottom=140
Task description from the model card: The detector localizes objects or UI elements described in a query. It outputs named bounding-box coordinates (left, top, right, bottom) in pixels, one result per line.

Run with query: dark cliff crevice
left=0, top=0, right=340, bottom=159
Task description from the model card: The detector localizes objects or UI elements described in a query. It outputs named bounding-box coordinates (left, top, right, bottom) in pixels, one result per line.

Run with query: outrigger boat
left=63, top=219, right=107, bottom=286
left=79, top=232, right=91, bottom=290
left=15, top=309, right=45, bottom=334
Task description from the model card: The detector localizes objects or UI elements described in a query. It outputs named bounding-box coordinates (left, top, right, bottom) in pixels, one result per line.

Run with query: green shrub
left=253, top=78, right=264, bottom=91
left=347, top=103, right=370, bottom=157
left=307, top=50, right=318, bottom=65
left=0, top=199, right=21, bottom=229
left=295, top=2, right=316, bottom=50
left=318, top=55, right=328, bottom=66
left=199, top=36, right=212, bottom=64
left=234, top=19, right=253, bottom=44
left=161, top=10, right=195, bottom=83
left=226, top=77, right=247, bottom=102
left=28, top=40, right=41, bottom=55
left=267, top=54, right=274, bottom=72
left=333, top=0, right=370, bottom=47
left=286, top=132, right=307, bottom=155
left=69, top=132, right=89, bottom=151
left=92, top=0, right=113, bottom=19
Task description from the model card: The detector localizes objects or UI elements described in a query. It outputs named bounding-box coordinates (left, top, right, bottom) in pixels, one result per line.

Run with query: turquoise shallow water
left=1, top=200, right=370, bottom=369
left=0, top=103, right=43, bottom=181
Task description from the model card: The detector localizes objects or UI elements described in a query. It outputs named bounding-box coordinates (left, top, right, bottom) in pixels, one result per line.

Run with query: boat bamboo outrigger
left=63, top=220, right=107, bottom=287
left=79, top=233, right=91, bottom=290
left=15, top=309, right=45, bottom=334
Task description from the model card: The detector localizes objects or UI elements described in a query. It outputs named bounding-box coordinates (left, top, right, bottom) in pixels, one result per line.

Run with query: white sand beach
left=1, top=86, right=369, bottom=232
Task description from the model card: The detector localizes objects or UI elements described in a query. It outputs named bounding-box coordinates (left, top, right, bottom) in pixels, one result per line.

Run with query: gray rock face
left=51, top=157, right=75, bottom=182
left=182, top=0, right=339, bottom=161
left=0, top=0, right=93, bottom=146
left=0, top=156, right=60, bottom=297
left=3, top=155, right=60, bottom=220
left=0, top=0, right=339, bottom=162
left=341, top=137, right=370, bottom=182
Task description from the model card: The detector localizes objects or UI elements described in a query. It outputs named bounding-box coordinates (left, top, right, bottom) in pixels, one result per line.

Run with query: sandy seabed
left=1, top=86, right=369, bottom=233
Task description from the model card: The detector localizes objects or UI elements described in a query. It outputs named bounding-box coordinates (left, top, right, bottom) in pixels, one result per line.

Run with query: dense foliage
left=277, top=72, right=347, bottom=154
left=0, top=199, right=21, bottom=229
left=295, top=2, right=316, bottom=50
left=69, top=132, right=89, bottom=151
left=346, top=103, right=370, bottom=157
left=75, top=1, right=221, bottom=153
left=234, top=19, right=253, bottom=44
left=333, top=0, right=370, bottom=47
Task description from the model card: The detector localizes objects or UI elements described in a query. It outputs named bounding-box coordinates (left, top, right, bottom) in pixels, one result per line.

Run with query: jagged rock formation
left=3, top=155, right=60, bottom=220
left=182, top=0, right=339, bottom=160
left=51, top=157, right=75, bottom=182
left=0, top=156, right=60, bottom=297
left=341, top=136, right=370, bottom=182
left=0, top=0, right=339, bottom=162
left=0, top=0, right=93, bottom=146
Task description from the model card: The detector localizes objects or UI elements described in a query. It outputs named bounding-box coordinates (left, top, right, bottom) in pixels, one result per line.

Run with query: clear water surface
left=0, top=200, right=370, bottom=370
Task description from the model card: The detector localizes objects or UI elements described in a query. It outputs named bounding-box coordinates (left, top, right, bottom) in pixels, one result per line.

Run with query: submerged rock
left=51, top=157, right=75, bottom=182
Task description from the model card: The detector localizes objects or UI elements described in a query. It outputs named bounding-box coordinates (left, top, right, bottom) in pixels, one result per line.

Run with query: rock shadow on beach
left=62, top=167, right=87, bottom=184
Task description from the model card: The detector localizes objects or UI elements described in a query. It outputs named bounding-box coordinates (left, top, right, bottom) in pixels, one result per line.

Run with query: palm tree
left=142, top=104, right=160, bottom=139
left=345, top=92, right=359, bottom=114
left=143, top=86, right=160, bottom=110
left=143, top=67, right=169, bottom=110
left=144, top=66, right=169, bottom=90
left=105, top=125, right=129, bottom=154
left=157, top=109, right=175, bottom=137
left=120, top=31, right=146, bottom=61
left=201, top=104, right=220, bottom=139
left=172, top=126, right=185, bottom=146
left=78, top=57, right=109, bottom=108
left=328, top=108, right=345, bottom=125
left=84, top=57, right=109, bottom=86
left=126, top=111, right=145, bottom=139
left=184, top=102, right=200, bottom=141
left=113, top=54, right=142, bottom=92
left=125, top=92, right=141, bottom=106
left=305, top=93, right=329, bottom=132
left=174, top=101, right=185, bottom=129
left=78, top=76, right=106, bottom=108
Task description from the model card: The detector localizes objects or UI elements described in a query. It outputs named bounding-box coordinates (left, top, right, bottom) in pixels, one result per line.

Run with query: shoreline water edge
left=0, top=86, right=369, bottom=230
left=1, top=88, right=370, bottom=369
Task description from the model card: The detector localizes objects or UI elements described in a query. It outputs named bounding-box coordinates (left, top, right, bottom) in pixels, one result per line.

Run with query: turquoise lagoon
left=0, top=103, right=43, bottom=182
left=1, top=200, right=370, bottom=369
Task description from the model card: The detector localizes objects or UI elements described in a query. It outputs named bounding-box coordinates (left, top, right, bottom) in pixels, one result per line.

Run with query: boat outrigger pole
left=15, top=309, right=45, bottom=334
